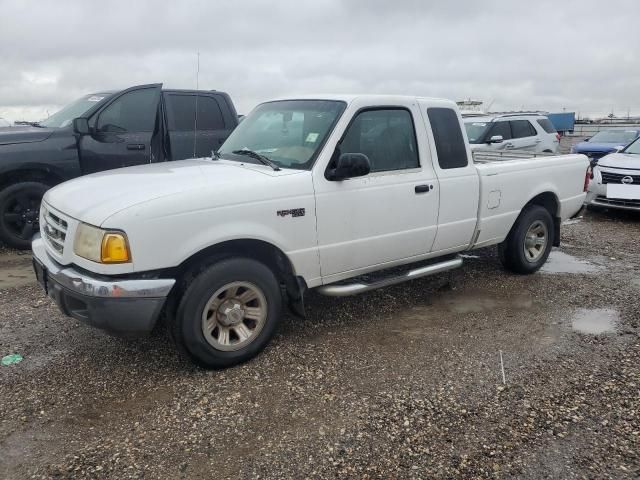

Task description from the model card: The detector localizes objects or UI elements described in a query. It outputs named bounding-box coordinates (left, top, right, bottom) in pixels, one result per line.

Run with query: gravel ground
left=1, top=209, right=639, bottom=479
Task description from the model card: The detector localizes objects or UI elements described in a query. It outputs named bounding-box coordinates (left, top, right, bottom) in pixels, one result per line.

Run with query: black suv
left=0, top=84, right=238, bottom=248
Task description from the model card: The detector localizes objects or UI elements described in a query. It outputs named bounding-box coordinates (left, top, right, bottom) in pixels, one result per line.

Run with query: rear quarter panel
left=473, top=154, right=588, bottom=247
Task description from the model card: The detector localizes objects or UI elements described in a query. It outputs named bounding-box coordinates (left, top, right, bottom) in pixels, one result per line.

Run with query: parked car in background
left=463, top=113, right=560, bottom=154
left=570, top=129, right=640, bottom=161
left=0, top=83, right=238, bottom=248
left=585, top=135, right=640, bottom=211
left=32, top=94, right=588, bottom=368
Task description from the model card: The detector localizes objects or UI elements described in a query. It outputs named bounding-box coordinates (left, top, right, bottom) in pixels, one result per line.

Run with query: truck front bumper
left=32, top=235, right=176, bottom=336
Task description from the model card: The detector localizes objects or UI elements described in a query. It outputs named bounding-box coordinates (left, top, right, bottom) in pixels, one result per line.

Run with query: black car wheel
left=498, top=205, right=554, bottom=274
left=0, top=182, right=49, bottom=249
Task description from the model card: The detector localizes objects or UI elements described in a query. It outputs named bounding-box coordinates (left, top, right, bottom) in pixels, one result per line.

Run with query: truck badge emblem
left=277, top=208, right=305, bottom=218
left=621, top=176, right=634, bottom=184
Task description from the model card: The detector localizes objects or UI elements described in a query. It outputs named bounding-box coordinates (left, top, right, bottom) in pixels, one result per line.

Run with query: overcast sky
left=1, top=0, right=638, bottom=122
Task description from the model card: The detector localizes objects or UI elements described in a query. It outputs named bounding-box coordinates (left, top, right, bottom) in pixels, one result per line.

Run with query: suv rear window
left=537, top=118, right=557, bottom=134
left=510, top=120, right=537, bottom=138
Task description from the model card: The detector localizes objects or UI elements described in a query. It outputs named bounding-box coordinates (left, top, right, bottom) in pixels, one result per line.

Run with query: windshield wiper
left=232, top=149, right=281, bottom=171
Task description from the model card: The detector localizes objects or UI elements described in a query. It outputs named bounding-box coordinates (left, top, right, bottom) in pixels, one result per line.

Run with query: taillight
left=583, top=167, right=591, bottom=192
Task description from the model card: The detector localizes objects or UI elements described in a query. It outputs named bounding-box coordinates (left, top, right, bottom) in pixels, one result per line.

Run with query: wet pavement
left=0, top=208, right=639, bottom=479
left=571, top=308, right=619, bottom=335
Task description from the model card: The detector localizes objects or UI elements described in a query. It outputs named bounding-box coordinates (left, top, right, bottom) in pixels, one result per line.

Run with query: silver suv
left=463, top=113, right=560, bottom=153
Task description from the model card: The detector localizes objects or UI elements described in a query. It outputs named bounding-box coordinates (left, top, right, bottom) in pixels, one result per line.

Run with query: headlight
left=74, top=223, right=131, bottom=263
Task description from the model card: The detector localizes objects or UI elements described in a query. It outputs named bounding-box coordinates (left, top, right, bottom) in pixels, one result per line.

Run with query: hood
left=0, top=125, right=56, bottom=145
left=43, top=158, right=302, bottom=226
left=597, top=152, right=640, bottom=170
left=572, top=141, right=621, bottom=153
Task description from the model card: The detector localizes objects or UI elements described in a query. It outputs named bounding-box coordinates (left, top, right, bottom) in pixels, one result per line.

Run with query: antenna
left=193, top=51, right=200, bottom=157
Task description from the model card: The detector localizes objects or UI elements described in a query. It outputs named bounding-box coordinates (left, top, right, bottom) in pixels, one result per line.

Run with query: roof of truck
left=269, top=94, right=455, bottom=105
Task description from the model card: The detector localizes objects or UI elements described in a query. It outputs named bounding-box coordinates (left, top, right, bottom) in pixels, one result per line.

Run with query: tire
left=171, top=257, right=283, bottom=369
left=498, top=205, right=554, bottom=274
left=0, top=181, right=49, bottom=249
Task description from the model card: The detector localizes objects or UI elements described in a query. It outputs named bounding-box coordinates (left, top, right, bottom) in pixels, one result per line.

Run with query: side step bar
left=316, top=256, right=463, bottom=297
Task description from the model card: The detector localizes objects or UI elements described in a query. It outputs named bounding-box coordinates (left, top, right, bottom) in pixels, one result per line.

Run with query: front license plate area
left=607, top=184, right=640, bottom=200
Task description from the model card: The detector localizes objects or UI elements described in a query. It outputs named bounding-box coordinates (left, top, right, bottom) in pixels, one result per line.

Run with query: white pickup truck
left=32, top=95, right=589, bottom=368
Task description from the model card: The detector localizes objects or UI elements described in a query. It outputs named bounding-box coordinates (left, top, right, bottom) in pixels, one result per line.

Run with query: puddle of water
left=541, top=251, right=602, bottom=274
left=0, top=264, right=35, bottom=289
left=571, top=308, right=619, bottom=335
left=435, top=290, right=533, bottom=314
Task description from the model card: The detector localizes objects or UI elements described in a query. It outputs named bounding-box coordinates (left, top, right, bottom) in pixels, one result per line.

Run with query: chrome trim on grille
left=600, top=171, right=640, bottom=185
left=41, top=205, right=69, bottom=255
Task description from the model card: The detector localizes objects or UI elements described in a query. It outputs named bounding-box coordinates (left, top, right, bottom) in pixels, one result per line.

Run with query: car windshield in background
left=218, top=100, right=346, bottom=170
left=590, top=130, right=638, bottom=144
left=38, top=93, right=110, bottom=128
left=464, top=121, right=490, bottom=143
left=623, top=137, right=640, bottom=154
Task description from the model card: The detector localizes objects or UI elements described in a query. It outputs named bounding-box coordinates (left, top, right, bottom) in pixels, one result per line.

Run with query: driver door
left=78, top=84, right=162, bottom=174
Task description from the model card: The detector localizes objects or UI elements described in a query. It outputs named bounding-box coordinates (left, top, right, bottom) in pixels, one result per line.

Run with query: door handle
left=504, top=143, right=515, bottom=149
left=415, top=184, right=431, bottom=194
left=127, top=144, right=145, bottom=150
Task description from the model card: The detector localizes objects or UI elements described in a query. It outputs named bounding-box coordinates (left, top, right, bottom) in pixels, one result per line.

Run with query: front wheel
left=171, top=257, right=283, bottom=368
left=0, top=181, right=49, bottom=249
left=498, top=205, right=554, bottom=274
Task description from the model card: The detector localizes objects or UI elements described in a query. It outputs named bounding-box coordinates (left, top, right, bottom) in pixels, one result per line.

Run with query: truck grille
left=42, top=207, right=68, bottom=255
left=600, top=171, right=640, bottom=184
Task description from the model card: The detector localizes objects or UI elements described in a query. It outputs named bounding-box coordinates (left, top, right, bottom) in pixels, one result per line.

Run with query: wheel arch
left=519, top=191, right=561, bottom=247
left=171, top=238, right=307, bottom=317
left=0, top=165, right=67, bottom=190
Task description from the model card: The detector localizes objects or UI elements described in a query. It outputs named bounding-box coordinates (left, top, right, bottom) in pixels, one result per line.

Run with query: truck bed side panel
left=473, top=154, right=588, bottom=248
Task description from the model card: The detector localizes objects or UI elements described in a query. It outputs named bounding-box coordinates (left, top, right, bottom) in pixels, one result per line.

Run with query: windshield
left=218, top=100, right=346, bottom=170
left=623, top=137, right=640, bottom=154
left=464, top=121, right=490, bottom=143
left=589, top=130, right=638, bottom=144
left=39, top=93, right=111, bottom=128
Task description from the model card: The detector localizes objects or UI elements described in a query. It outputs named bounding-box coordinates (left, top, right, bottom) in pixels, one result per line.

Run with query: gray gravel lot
left=1, top=208, right=639, bottom=479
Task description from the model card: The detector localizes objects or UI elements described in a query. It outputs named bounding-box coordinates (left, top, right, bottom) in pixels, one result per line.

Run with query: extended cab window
left=166, top=94, right=225, bottom=131
left=96, top=88, right=158, bottom=133
left=427, top=107, right=468, bottom=169
left=510, top=120, right=537, bottom=138
left=340, top=108, right=419, bottom=172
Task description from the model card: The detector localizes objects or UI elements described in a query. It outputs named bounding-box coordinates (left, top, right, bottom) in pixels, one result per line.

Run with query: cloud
left=0, top=0, right=638, bottom=121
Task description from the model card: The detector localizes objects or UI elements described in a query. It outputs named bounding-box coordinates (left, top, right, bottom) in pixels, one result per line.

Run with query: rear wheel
left=498, top=205, right=554, bottom=274
left=0, top=181, right=49, bottom=249
left=171, top=257, right=282, bottom=368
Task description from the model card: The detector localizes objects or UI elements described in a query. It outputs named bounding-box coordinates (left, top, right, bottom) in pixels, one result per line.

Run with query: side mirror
left=327, top=153, right=371, bottom=181
left=73, top=117, right=90, bottom=135
left=583, top=137, right=590, bottom=142
left=488, top=135, right=504, bottom=144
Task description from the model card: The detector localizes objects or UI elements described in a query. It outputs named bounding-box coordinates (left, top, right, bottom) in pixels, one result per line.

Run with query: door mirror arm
left=326, top=152, right=371, bottom=181
left=488, top=135, right=504, bottom=144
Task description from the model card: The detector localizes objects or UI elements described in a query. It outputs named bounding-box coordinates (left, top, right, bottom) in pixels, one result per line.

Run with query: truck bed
left=473, top=149, right=559, bottom=163
left=471, top=152, right=588, bottom=249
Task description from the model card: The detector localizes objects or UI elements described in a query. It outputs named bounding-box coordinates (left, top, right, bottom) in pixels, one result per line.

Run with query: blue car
left=571, top=129, right=640, bottom=161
